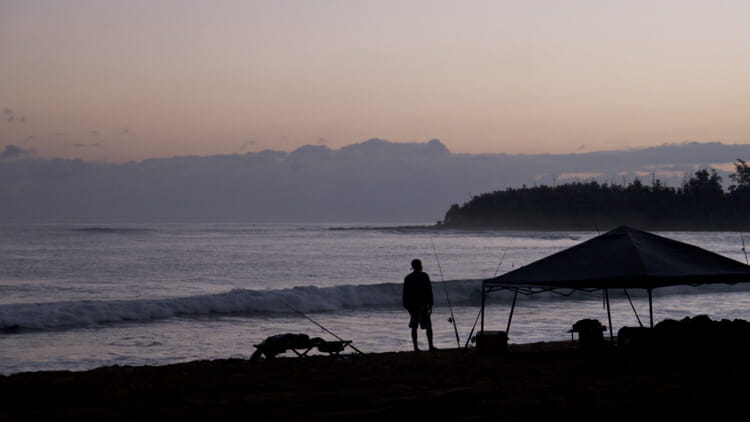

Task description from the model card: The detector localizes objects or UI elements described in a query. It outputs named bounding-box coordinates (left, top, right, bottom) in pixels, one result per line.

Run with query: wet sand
left=1, top=341, right=747, bottom=421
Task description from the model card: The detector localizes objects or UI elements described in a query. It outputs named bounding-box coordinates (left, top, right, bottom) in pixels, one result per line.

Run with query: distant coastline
left=335, top=222, right=747, bottom=232
left=435, top=161, right=750, bottom=232
left=335, top=161, right=750, bottom=232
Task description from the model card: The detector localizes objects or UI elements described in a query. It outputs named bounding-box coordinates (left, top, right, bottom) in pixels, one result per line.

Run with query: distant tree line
left=440, top=159, right=750, bottom=230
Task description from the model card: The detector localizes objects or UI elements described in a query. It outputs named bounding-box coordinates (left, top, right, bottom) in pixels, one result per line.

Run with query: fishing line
left=430, top=237, right=461, bottom=348
left=283, top=302, right=365, bottom=355
left=741, top=232, right=749, bottom=265
left=493, top=238, right=513, bottom=277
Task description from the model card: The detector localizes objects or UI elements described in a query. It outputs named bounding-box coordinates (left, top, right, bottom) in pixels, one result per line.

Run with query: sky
left=2, top=0, right=750, bottom=162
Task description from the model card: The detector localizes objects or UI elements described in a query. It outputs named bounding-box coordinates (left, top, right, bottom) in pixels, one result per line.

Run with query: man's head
left=411, top=259, right=422, bottom=272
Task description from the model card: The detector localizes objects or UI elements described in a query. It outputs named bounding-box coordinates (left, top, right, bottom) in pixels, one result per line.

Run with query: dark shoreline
left=2, top=343, right=748, bottom=421
left=332, top=223, right=750, bottom=232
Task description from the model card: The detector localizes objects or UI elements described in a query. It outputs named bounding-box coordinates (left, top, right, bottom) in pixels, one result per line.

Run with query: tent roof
left=484, top=226, right=750, bottom=292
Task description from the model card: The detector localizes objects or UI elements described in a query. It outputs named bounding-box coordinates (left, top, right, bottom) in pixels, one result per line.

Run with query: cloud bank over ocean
left=2, top=139, right=749, bottom=223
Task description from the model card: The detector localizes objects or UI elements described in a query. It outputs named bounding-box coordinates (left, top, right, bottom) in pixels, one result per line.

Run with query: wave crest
left=0, top=279, right=483, bottom=331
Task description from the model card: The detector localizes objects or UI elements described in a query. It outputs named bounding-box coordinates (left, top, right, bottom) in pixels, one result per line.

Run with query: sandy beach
left=1, top=341, right=748, bottom=421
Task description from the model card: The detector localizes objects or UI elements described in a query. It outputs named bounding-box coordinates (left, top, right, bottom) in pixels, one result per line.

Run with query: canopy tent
left=481, top=226, right=750, bottom=337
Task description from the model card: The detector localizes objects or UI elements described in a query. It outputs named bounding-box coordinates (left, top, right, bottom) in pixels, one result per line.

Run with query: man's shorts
left=408, top=308, right=432, bottom=329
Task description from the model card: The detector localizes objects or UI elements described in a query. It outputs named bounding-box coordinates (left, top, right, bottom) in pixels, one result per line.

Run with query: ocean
left=2, top=223, right=750, bottom=375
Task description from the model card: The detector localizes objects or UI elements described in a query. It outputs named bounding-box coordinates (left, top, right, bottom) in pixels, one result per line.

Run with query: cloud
left=121, top=127, right=129, bottom=135
left=558, top=172, right=605, bottom=181
left=66, top=143, right=101, bottom=148
left=3, top=109, right=25, bottom=123
left=0, top=144, right=35, bottom=160
left=89, top=130, right=100, bottom=136
left=241, top=139, right=257, bottom=150
left=24, top=136, right=37, bottom=143
left=2, top=140, right=750, bottom=223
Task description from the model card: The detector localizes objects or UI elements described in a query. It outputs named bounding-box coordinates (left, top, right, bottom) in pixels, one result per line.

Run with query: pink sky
left=2, top=0, right=750, bottom=162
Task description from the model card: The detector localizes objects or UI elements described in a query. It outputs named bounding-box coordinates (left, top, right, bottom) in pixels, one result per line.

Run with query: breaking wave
left=4, top=279, right=749, bottom=332
left=0, top=279, right=485, bottom=332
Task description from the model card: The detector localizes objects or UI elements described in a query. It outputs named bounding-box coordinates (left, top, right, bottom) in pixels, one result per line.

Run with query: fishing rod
left=283, top=302, right=365, bottom=355
left=464, top=238, right=514, bottom=349
left=431, top=237, right=461, bottom=348
left=623, top=288, right=643, bottom=327
left=464, top=308, right=483, bottom=349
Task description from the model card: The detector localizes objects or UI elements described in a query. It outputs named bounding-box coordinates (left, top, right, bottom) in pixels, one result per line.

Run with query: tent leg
left=605, top=289, right=614, bottom=343
left=480, top=285, right=486, bottom=334
left=505, top=289, right=518, bottom=335
left=648, top=288, right=654, bottom=328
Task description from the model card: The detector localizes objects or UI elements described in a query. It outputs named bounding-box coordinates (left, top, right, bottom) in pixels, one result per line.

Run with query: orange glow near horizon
left=2, top=1, right=750, bottom=162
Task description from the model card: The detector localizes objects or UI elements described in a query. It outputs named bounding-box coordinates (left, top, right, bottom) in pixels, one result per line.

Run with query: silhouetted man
left=403, top=258, right=436, bottom=351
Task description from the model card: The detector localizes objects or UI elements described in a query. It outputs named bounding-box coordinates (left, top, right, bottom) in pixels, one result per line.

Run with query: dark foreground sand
left=2, top=342, right=748, bottom=421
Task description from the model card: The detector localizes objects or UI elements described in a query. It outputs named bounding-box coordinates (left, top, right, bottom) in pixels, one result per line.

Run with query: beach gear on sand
left=283, top=302, right=365, bottom=355
left=250, top=333, right=354, bottom=361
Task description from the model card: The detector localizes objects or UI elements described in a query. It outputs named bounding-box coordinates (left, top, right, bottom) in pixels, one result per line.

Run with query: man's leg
left=411, top=327, right=420, bottom=351
left=427, top=327, right=436, bottom=351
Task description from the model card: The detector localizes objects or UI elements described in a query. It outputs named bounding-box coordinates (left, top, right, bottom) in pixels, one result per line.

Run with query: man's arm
left=402, top=278, right=411, bottom=310
left=426, top=274, right=434, bottom=307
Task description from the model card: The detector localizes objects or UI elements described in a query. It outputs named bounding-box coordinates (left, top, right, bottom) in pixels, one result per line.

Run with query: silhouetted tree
left=440, top=162, right=750, bottom=230
left=729, top=159, right=750, bottom=194
left=728, top=159, right=750, bottom=226
left=682, top=168, right=723, bottom=198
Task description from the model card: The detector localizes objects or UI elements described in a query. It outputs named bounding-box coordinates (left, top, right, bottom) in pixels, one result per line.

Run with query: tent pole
left=480, top=284, right=486, bottom=334
left=506, top=289, right=518, bottom=335
left=648, top=288, right=654, bottom=328
left=605, top=289, right=614, bottom=343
